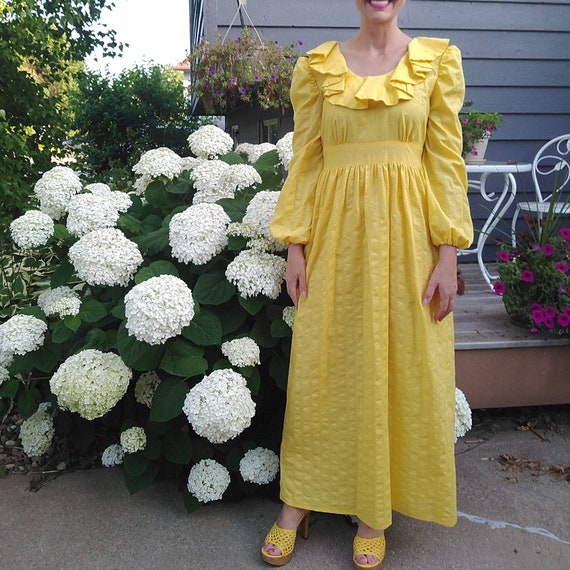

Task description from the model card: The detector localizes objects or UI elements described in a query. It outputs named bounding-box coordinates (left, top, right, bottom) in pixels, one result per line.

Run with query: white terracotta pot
left=464, top=133, right=490, bottom=164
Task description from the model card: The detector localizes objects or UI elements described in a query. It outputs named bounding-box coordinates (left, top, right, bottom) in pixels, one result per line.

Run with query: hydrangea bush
left=0, top=125, right=296, bottom=510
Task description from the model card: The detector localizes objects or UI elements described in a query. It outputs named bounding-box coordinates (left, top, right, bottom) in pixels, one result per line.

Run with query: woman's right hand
left=285, top=243, right=307, bottom=308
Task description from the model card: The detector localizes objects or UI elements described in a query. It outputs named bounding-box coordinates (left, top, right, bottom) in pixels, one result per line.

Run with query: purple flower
left=531, top=244, right=541, bottom=252
left=497, top=250, right=511, bottom=262
left=544, top=317, right=555, bottom=330
left=299, top=41, right=303, bottom=46
left=531, top=309, right=544, bottom=324
left=556, top=262, right=569, bottom=273
left=240, top=87, right=246, bottom=95
left=230, top=77, right=237, bottom=85
left=541, top=243, right=554, bottom=255
left=209, top=69, right=216, bottom=76
left=462, top=118, right=469, bottom=125
left=520, top=270, right=534, bottom=283
left=557, top=312, right=570, bottom=327
left=270, top=74, right=276, bottom=82
left=544, top=306, right=557, bottom=319
left=560, top=227, right=570, bottom=240
left=530, top=303, right=542, bottom=311
left=254, top=75, right=260, bottom=81
left=493, top=281, right=505, bottom=295
left=530, top=327, right=539, bottom=334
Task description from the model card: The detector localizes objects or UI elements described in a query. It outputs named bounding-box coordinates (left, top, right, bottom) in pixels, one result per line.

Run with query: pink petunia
left=521, top=270, right=534, bottom=283
left=541, top=243, right=554, bottom=256
left=544, top=317, right=556, bottom=330
left=530, top=327, right=539, bottom=334
left=557, top=312, right=570, bottom=327
left=560, top=227, right=570, bottom=240
left=497, top=250, right=511, bottom=262
left=530, top=303, right=543, bottom=311
left=476, top=118, right=482, bottom=124
left=544, top=306, right=557, bottom=319
left=462, top=118, right=468, bottom=125
left=531, top=309, right=544, bottom=324
left=493, top=281, right=505, bottom=295
left=487, top=123, right=494, bottom=132
left=556, top=262, right=569, bottom=273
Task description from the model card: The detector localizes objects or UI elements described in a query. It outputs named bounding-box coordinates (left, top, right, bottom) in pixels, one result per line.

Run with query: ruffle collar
left=306, top=37, right=449, bottom=108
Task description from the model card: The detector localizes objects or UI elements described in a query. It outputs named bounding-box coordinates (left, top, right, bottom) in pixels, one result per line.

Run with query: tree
left=0, top=0, right=121, bottom=232
left=71, top=65, right=213, bottom=177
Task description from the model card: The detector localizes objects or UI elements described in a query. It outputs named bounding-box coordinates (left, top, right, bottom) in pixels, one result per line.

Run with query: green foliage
left=459, top=102, right=503, bottom=156
left=1, top=135, right=292, bottom=508
left=72, top=65, right=214, bottom=176
left=0, top=0, right=122, bottom=231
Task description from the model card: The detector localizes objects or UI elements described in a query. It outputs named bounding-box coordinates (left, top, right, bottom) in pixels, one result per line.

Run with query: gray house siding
left=204, top=0, right=570, bottom=250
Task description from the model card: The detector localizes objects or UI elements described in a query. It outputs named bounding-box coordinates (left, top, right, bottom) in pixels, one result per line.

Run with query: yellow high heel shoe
left=261, top=511, right=310, bottom=566
left=353, top=534, right=386, bottom=569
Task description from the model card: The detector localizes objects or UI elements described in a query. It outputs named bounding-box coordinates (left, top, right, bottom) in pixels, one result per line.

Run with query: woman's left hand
left=422, top=245, right=458, bottom=321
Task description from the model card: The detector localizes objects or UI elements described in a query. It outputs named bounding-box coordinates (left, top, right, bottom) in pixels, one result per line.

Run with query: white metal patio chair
left=511, top=134, right=570, bottom=243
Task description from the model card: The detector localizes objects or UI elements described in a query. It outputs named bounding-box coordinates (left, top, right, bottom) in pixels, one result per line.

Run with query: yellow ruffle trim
left=306, top=37, right=450, bottom=108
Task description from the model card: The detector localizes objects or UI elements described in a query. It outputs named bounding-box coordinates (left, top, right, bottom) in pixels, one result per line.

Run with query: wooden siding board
left=464, top=87, right=570, bottom=113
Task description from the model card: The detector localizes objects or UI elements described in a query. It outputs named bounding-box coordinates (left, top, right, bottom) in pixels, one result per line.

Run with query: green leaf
left=141, top=214, right=163, bottom=232
left=246, top=368, right=261, bottom=395
left=81, top=328, right=107, bottom=351
left=193, top=272, right=235, bottom=305
left=51, top=320, right=75, bottom=344
left=166, top=180, right=191, bottom=194
left=116, top=322, right=165, bottom=371
left=238, top=295, right=264, bottom=316
left=162, top=431, right=193, bottom=464
left=143, top=436, right=161, bottom=460
left=182, top=309, right=222, bottom=346
left=50, top=262, right=75, bottom=288
left=225, top=447, right=244, bottom=472
left=148, top=260, right=179, bottom=277
left=159, top=340, right=208, bottom=378
left=270, top=318, right=292, bottom=338
left=183, top=488, right=201, bottom=513
left=134, top=267, right=156, bottom=284
left=253, top=150, right=279, bottom=171
left=63, top=314, right=82, bottom=332
left=250, top=318, right=279, bottom=348
left=214, top=304, right=246, bottom=335
left=79, top=297, right=108, bottom=323
left=111, top=300, right=125, bottom=320
left=132, top=226, right=169, bottom=255
left=124, top=461, right=159, bottom=495
left=17, top=306, right=46, bottom=320
left=227, top=235, right=248, bottom=251
left=220, top=151, right=247, bottom=165
left=150, top=377, right=190, bottom=423
left=18, top=388, right=41, bottom=419
left=28, top=339, right=64, bottom=373
left=217, top=195, right=251, bottom=222
left=117, top=213, right=143, bottom=234
left=269, top=354, right=289, bottom=391
left=0, top=379, right=19, bottom=399
left=53, top=224, right=73, bottom=241
left=192, top=438, right=214, bottom=462
left=123, top=452, right=148, bottom=477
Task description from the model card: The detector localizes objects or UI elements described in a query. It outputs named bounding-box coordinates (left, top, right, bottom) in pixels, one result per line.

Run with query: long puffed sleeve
left=423, top=46, right=473, bottom=249
left=270, top=57, right=323, bottom=244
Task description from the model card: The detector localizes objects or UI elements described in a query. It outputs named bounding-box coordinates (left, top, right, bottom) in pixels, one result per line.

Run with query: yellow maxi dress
left=270, top=37, right=474, bottom=530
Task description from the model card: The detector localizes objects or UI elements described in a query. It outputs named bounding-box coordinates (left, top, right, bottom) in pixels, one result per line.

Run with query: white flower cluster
left=189, top=160, right=231, bottom=203
left=124, top=275, right=195, bottom=345
left=0, top=315, right=47, bottom=357
left=101, top=443, right=125, bottom=467
left=221, top=337, right=260, bottom=368
left=187, top=459, right=231, bottom=503
left=180, top=156, right=203, bottom=172
left=9, top=210, right=55, bottom=249
left=133, top=173, right=152, bottom=197
left=134, top=371, right=161, bottom=408
left=50, top=349, right=132, bottom=420
left=69, top=228, right=143, bottom=287
left=226, top=250, right=286, bottom=299
left=239, top=447, right=279, bottom=485
left=33, top=166, right=82, bottom=220
left=120, top=427, right=147, bottom=453
left=188, top=125, right=233, bottom=159
left=169, top=203, right=230, bottom=265
left=133, top=147, right=185, bottom=180
left=19, top=407, right=55, bottom=457
left=183, top=368, right=256, bottom=444
left=282, top=306, right=295, bottom=328
left=37, top=286, right=81, bottom=318
left=66, top=186, right=132, bottom=237
left=219, top=164, right=262, bottom=196
left=0, top=367, right=9, bottom=385
left=235, top=142, right=277, bottom=163
left=454, top=388, right=472, bottom=442
left=276, top=132, right=294, bottom=170
left=241, top=191, right=286, bottom=252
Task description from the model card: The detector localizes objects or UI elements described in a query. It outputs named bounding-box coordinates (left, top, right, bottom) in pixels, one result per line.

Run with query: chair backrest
left=531, top=134, right=570, bottom=203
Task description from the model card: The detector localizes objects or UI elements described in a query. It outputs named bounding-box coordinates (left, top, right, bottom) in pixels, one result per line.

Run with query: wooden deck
left=454, top=264, right=570, bottom=409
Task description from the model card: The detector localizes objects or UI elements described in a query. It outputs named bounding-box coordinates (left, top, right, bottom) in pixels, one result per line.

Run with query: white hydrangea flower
left=169, top=203, right=230, bottom=265
left=134, top=371, right=161, bottom=408
left=19, top=408, right=55, bottom=457
left=276, top=132, right=294, bottom=170
left=33, top=165, right=82, bottom=220
left=239, top=447, right=279, bottom=485
left=69, top=228, right=143, bottom=287
left=282, top=306, right=295, bottom=328
left=66, top=193, right=119, bottom=237
left=183, top=368, right=256, bottom=444
left=226, top=249, right=286, bottom=299
left=37, top=286, right=81, bottom=318
left=189, top=160, right=231, bottom=203
left=124, top=275, right=195, bottom=345
left=49, top=349, right=132, bottom=420
left=187, top=459, right=231, bottom=503
left=221, top=337, right=260, bottom=367
left=188, top=125, right=233, bottom=159
left=241, top=191, right=286, bottom=252
left=83, top=184, right=131, bottom=211
left=133, top=147, right=185, bottom=179
left=218, top=164, right=262, bottom=197
left=181, top=156, right=203, bottom=171
left=9, top=210, right=55, bottom=249
left=0, top=314, right=47, bottom=356
left=455, top=388, right=472, bottom=442
left=101, top=443, right=125, bottom=467
left=0, top=367, right=9, bottom=385
left=133, top=174, right=152, bottom=196
left=120, top=427, right=147, bottom=453
left=235, top=142, right=277, bottom=163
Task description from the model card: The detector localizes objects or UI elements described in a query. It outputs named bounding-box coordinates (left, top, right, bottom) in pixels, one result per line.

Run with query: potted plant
left=493, top=193, right=570, bottom=335
left=459, top=103, right=503, bottom=163
left=190, top=27, right=301, bottom=115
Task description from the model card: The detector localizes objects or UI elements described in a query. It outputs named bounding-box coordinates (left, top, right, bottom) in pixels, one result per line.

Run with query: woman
left=264, top=0, right=473, bottom=567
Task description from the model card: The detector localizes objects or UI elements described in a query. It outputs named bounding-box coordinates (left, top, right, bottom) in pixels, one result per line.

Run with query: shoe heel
left=300, top=512, right=311, bottom=540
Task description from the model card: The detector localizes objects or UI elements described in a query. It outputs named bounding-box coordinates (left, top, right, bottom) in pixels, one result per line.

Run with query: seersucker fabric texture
left=270, top=37, right=474, bottom=529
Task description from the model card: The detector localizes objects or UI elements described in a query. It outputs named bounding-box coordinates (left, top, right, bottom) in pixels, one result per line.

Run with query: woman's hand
left=285, top=243, right=307, bottom=308
left=422, top=245, right=458, bottom=321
